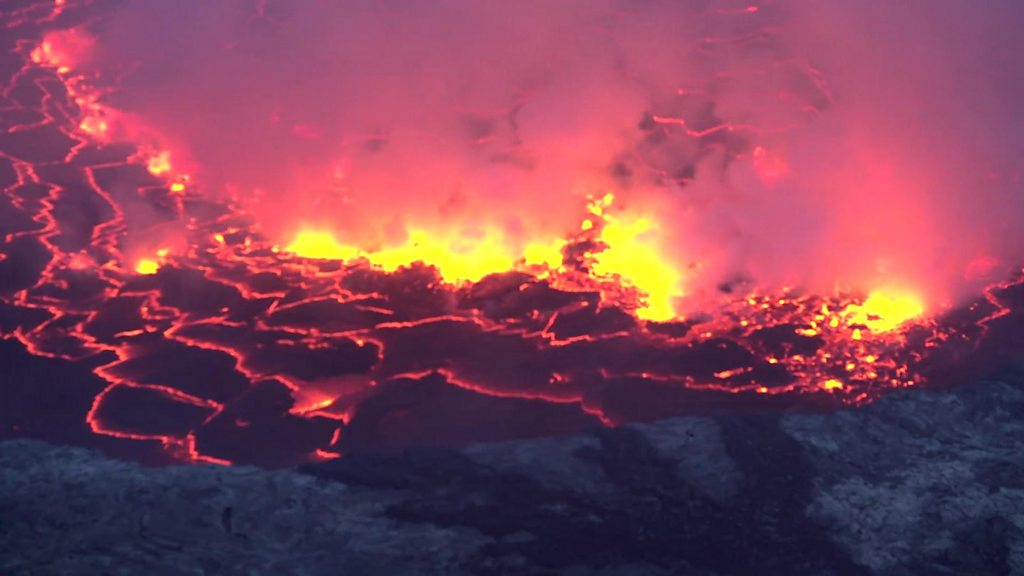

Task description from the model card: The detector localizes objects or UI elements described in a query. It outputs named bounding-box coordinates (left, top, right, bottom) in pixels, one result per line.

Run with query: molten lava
left=584, top=194, right=684, bottom=321
left=1, top=0, right=1022, bottom=468
left=133, top=258, right=159, bottom=275
left=286, top=230, right=360, bottom=261
left=843, top=290, right=925, bottom=333
left=283, top=192, right=684, bottom=319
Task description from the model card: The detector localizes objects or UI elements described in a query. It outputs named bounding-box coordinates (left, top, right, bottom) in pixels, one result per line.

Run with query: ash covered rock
left=3, top=375, right=1024, bottom=575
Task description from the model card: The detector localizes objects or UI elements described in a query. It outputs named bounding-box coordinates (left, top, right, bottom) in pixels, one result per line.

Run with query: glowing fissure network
left=0, top=0, right=1019, bottom=467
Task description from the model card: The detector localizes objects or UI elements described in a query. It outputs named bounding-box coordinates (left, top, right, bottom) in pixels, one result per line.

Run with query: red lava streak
left=1, top=0, right=1023, bottom=467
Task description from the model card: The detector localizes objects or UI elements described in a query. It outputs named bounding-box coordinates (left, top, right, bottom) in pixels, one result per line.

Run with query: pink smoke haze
left=64, top=0, right=1024, bottom=307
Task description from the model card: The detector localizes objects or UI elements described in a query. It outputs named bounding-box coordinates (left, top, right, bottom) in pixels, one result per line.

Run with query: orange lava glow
left=843, top=290, right=925, bottom=333
left=29, top=28, right=91, bottom=71
left=132, top=248, right=170, bottom=275
left=134, top=258, right=159, bottom=275
left=821, top=378, right=844, bottom=391
left=585, top=195, right=684, bottom=321
left=284, top=192, right=685, bottom=320
left=285, top=229, right=360, bottom=261
left=285, top=227, right=519, bottom=282
left=145, top=150, right=172, bottom=176
left=1, top=0, right=1018, bottom=467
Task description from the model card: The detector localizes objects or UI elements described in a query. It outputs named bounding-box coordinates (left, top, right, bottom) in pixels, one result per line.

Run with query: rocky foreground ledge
left=2, top=375, right=1024, bottom=576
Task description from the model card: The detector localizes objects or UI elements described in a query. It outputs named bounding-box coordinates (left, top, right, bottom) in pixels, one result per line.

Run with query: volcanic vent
left=2, top=0, right=1024, bottom=467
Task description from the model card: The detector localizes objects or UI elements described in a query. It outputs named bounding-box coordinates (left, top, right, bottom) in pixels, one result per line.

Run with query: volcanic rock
left=2, top=374, right=1024, bottom=575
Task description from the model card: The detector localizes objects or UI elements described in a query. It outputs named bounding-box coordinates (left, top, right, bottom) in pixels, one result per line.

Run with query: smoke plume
left=70, top=0, right=1024, bottom=307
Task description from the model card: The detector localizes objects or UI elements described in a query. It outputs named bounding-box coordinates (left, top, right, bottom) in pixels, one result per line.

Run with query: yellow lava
left=134, top=248, right=170, bottom=275
left=285, top=230, right=360, bottom=261
left=284, top=192, right=686, bottom=320
left=146, top=151, right=172, bottom=176
left=523, top=239, right=567, bottom=270
left=821, top=378, right=844, bottom=390
left=285, top=227, right=519, bottom=283
left=79, top=116, right=109, bottom=138
left=368, top=230, right=514, bottom=283
left=843, top=289, right=924, bottom=333
left=587, top=195, right=683, bottom=321
left=134, top=258, right=160, bottom=275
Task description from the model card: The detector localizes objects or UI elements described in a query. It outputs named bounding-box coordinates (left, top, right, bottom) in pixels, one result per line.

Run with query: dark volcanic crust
left=2, top=373, right=1023, bottom=575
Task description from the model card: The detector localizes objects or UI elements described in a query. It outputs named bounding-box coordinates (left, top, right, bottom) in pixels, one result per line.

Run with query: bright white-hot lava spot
left=0, top=0, right=1022, bottom=466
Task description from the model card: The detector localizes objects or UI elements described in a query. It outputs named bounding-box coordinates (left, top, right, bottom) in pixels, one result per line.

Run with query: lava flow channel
left=1, top=0, right=1023, bottom=467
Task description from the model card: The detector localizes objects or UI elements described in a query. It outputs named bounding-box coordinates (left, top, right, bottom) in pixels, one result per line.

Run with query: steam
left=70, top=0, right=1024, bottom=306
